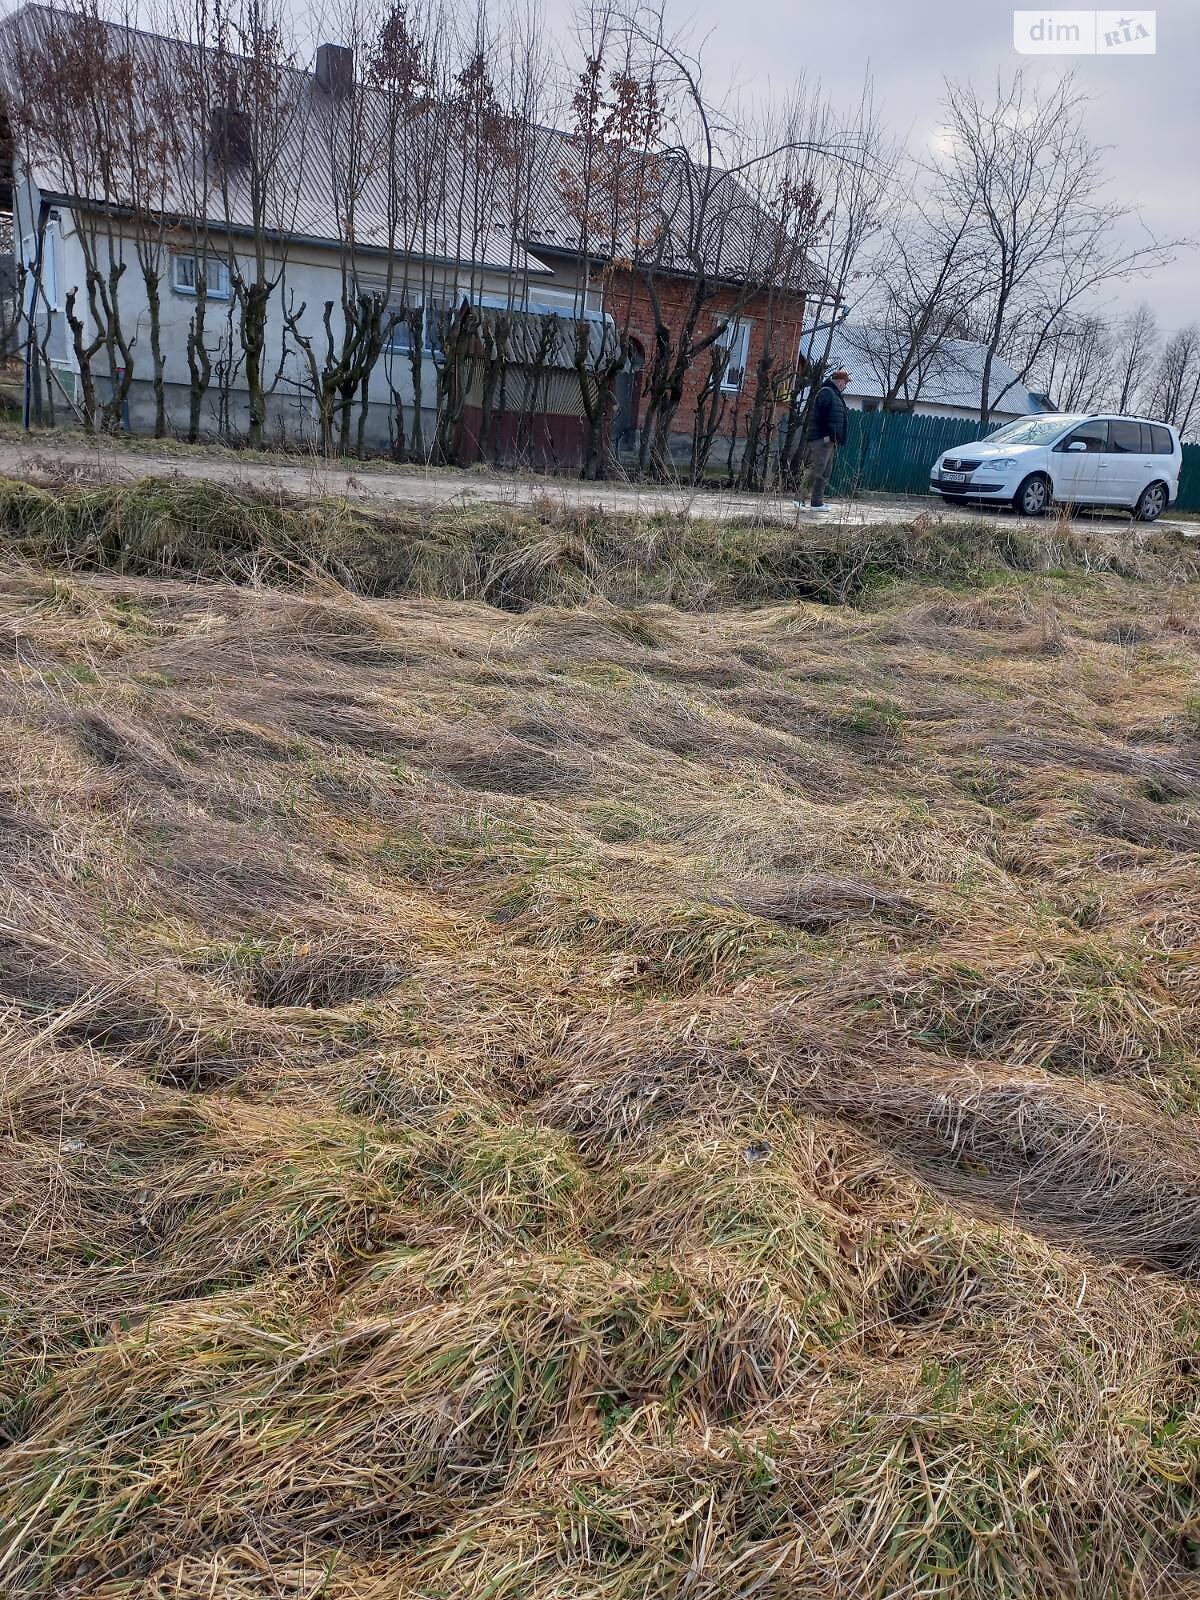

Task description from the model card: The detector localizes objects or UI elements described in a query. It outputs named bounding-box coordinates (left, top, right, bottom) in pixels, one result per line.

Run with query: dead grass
left=2, top=471, right=1197, bottom=608
left=1, top=499, right=1200, bottom=1598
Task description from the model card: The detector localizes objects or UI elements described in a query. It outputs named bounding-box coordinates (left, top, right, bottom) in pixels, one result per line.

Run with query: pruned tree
left=484, top=5, right=557, bottom=465
left=367, top=0, right=440, bottom=460
left=116, top=15, right=183, bottom=438
left=209, top=0, right=309, bottom=447
left=6, top=0, right=143, bottom=433
left=277, top=0, right=414, bottom=456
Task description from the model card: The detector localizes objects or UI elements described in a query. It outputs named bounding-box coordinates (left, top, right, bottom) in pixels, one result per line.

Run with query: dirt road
left=0, top=434, right=1189, bottom=535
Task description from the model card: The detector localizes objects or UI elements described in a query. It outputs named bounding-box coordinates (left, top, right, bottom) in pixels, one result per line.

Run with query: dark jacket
left=808, top=379, right=849, bottom=445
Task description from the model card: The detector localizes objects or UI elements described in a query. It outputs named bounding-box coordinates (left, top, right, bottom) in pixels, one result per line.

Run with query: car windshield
left=983, top=415, right=1084, bottom=446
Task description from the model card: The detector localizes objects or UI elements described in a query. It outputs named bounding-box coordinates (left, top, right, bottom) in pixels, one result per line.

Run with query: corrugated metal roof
left=808, top=322, right=1041, bottom=416
left=517, top=124, right=832, bottom=298
left=0, top=5, right=551, bottom=277
left=2, top=7, right=830, bottom=299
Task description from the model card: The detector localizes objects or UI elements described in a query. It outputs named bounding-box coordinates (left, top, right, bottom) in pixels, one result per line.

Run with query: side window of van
left=1108, top=420, right=1143, bottom=453
left=1060, top=421, right=1108, bottom=452
left=1149, top=424, right=1174, bottom=455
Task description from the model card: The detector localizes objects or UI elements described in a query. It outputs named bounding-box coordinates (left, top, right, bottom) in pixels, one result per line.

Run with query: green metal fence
left=825, top=406, right=1200, bottom=512
left=1178, top=443, right=1200, bottom=511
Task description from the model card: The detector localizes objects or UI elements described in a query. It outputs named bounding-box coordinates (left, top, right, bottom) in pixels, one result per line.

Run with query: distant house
left=517, top=128, right=832, bottom=465
left=802, top=322, right=1048, bottom=424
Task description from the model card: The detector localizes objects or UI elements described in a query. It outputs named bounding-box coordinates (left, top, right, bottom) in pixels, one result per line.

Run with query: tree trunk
left=979, top=344, right=997, bottom=429
left=689, top=348, right=727, bottom=482
left=145, top=269, right=167, bottom=437
left=736, top=357, right=777, bottom=491
left=477, top=314, right=511, bottom=467
left=65, top=289, right=98, bottom=435
left=186, top=287, right=211, bottom=444
left=240, top=282, right=271, bottom=447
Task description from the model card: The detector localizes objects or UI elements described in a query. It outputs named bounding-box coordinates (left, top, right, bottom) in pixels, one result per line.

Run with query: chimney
left=315, top=42, right=354, bottom=99
left=209, top=105, right=251, bottom=169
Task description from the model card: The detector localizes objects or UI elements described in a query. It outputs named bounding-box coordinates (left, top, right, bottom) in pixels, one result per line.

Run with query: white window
left=716, top=317, right=752, bottom=391
left=385, top=298, right=448, bottom=359
left=22, top=226, right=59, bottom=311
left=171, top=254, right=231, bottom=299
left=521, top=285, right=587, bottom=313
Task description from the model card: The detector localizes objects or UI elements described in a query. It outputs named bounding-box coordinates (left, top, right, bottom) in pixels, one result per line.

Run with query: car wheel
left=1014, top=474, right=1049, bottom=517
left=1134, top=481, right=1168, bottom=522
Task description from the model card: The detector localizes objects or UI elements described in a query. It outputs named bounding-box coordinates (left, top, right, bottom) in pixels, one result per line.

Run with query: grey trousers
left=802, top=438, right=837, bottom=505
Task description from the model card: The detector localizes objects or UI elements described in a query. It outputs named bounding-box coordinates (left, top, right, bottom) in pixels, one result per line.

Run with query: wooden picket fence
left=824, top=406, right=1200, bottom=512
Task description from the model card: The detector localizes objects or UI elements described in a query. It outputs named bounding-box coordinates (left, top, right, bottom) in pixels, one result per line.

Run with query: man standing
left=799, top=368, right=850, bottom=512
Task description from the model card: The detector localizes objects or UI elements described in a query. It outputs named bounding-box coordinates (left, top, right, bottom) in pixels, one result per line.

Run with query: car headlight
left=985, top=458, right=1017, bottom=471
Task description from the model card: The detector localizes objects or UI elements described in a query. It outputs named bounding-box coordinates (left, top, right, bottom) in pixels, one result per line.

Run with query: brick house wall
left=605, top=268, right=809, bottom=458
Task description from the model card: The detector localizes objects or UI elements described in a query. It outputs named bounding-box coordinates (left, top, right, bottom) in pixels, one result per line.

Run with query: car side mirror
left=1066, top=440, right=1088, bottom=452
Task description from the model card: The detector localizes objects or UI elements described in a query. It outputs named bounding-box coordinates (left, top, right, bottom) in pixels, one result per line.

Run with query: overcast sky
left=523, top=0, right=1199, bottom=335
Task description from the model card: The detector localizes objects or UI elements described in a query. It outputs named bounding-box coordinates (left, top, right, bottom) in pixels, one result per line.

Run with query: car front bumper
left=929, top=474, right=1011, bottom=496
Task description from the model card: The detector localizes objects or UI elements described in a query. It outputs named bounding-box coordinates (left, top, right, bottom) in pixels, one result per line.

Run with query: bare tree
left=117, top=16, right=181, bottom=437
left=157, top=0, right=227, bottom=440
left=1021, top=310, right=1114, bottom=412
left=1111, top=301, right=1159, bottom=414
left=937, top=70, right=1176, bottom=426
left=279, top=0, right=412, bottom=456
left=726, top=94, right=826, bottom=489
left=781, top=86, right=892, bottom=486
left=559, top=7, right=665, bottom=477
left=481, top=5, right=557, bottom=465
left=367, top=0, right=440, bottom=459
left=1147, top=323, right=1200, bottom=440
left=431, top=6, right=521, bottom=464
left=849, top=154, right=980, bottom=413
left=611, top=9, right=837, bottom=480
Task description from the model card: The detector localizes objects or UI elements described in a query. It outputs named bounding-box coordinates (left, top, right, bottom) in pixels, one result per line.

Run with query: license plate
left=942, top=470, right=967, bottom=483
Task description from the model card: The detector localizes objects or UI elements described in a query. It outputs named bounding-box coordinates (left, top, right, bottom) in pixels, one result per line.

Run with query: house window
left=386, top=299, right=449, bottom=359
left=171, top=254, right=231, bottom=299
left=22, top=226, right=59, bottom=311
left=716, top=317, right=752, bottom=391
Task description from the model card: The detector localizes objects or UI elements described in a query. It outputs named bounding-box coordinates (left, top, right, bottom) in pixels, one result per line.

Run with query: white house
left=2, top=7, right=609, bottom=456
left=803, top=322, right=1048, bottom=424
left=2, top=5, right=822, bottom=466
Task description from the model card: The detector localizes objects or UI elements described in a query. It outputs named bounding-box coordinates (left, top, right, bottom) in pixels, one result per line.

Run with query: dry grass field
left=3, top=477, right=1200, bottom=1597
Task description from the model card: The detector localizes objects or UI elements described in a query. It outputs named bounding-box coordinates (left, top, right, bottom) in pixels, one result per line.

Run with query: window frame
left=1149, top=422, right=1175, bottom=455
left=171, top=253, right=232, bottom=301
left=716, top=317, right=752, bottom=393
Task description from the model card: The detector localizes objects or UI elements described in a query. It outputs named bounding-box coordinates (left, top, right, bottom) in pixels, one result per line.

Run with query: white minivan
left=929, top=414, right=1182, bottom=520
